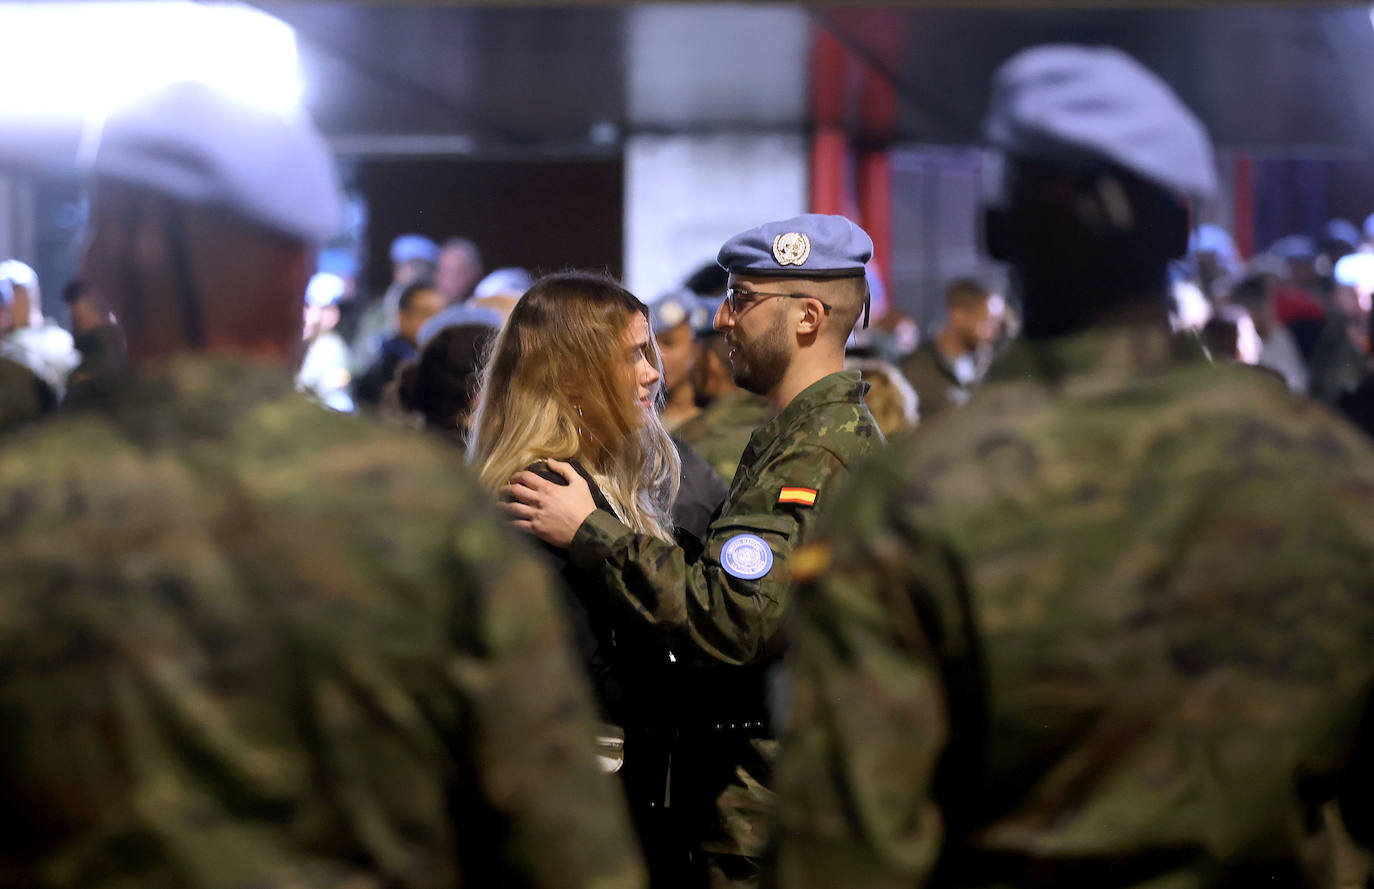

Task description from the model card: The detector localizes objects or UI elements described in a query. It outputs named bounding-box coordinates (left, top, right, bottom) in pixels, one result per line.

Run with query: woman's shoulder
left=523, top=459, right=612, bottom=509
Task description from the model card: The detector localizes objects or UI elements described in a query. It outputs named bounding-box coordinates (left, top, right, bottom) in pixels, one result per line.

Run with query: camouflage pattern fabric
left=674, top=390, right=774, bottom=485
left=568, top=369, right=880, bottom=667
left=0, top=353, right=55, bottom=433
left=775, top=323, right=1374, bottom=889
left=0, top=357, right=645, bottom=889
left=898, top=341, right=970, bottom=421
left=568, top=370, right=880, bottom=888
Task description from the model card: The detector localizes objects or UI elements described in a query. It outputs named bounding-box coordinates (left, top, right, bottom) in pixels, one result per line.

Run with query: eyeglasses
left=723, top=285, right=871, bottom=329
left=723, top=287, right=832, bottom=315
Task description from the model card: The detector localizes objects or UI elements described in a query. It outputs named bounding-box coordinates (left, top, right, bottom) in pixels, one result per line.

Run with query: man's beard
left=729, top=314, right=790, bottom=396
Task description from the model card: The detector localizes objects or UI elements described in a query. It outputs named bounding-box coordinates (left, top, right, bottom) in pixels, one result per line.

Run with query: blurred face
left=622, top=311, right=661, bottom=415
left=656, top=320, right=694, bottom=394
left=9, top=284, right=35, bottom=329
left=302, top=304, right=340, bottom=341
left=398, top=287, right=445, bottom=346
left=949, top=298, right=997, bottom=353
left=715, top=274, right=795, bottom=396
left=436, top=247, right=480, bottom=304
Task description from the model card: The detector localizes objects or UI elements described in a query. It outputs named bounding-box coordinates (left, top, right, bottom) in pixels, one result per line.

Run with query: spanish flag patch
left=778, top=486, right=819, bottom=507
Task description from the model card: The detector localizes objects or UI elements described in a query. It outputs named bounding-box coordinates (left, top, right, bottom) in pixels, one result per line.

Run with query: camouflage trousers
left=694, top=738, right=777, bottom=889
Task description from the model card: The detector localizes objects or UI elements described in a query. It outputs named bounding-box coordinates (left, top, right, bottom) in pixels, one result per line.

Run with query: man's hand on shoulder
left=502, top=459, right=598, bottom=548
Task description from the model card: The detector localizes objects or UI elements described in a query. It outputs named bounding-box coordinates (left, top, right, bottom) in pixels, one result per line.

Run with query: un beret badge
left=772, top=232, right=811, bottom=267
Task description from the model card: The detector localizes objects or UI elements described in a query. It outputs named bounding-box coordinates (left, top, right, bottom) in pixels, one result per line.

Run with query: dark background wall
left=354, top=157, right=623, bottom=296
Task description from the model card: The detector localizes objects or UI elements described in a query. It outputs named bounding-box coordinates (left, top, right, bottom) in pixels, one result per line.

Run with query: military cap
left=717, top=213, right=873, bottom=279
left=1189, top=224, right=1237, bottom=262
left=390, top=234, right=439, bottom=266
left=92, top=81, right=343, bottom=243
left=417, top=303, right=504, bottom=350
left=1320, top=218, right=1361, bottom=251
left=985, top=45, right=1217, bottom=200
left=0, top=260, right=37, bottom=288
left=648, top=288, right=700, bottom=335
left=1269, top=235, right=1318, bottom=263
left=473, top=267, right=533, bottom=299
left=691, top=295, right=723, bottom=336
left=317, top=247, right=359, bottom=280
left=1334, top=253, right=1374, bottom=290
left=304, top=272, right=346, bottom=308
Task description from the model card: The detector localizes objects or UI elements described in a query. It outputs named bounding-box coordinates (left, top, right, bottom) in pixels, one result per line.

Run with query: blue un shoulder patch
left=720, top=533, right=774, bottom=580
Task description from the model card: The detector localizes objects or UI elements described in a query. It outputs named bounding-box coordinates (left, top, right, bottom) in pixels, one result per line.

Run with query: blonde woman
left=469, top=271, right=687, bottom=879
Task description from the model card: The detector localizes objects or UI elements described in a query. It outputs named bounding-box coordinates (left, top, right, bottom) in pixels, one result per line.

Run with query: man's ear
left=797, top=297, right=826, bottom=336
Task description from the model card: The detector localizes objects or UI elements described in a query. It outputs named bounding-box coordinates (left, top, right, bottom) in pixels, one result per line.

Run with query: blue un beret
left=93, top=81, right=343, bottom=243
left=417, top=302, right=504, bottom=350
left=985, top=45, right=1217, bottom=200
left=648, top=288, right=701, bottom=335
left=390, top=234, right=439, bottom=266
left=717, top=213, right=873, bottom=279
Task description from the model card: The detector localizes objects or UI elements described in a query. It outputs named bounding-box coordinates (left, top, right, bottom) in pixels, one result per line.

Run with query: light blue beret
left=417, top=303, right=504, bottom=350
left=1334, top=253, right=1374, bottom=289
left=304, top=272, right=346, bottom=308
left=93, top=81, right=343, bottom=242
left=717, top=213, right=873, bottom=279
left=1320, top=219, right=1361, bottom=249
left=1269, top=235, right=1318, bottom=262
left=985, top=45, right=1217, bottom=199
left=691, top=295, right=723, bottom=336
left=390, top=234, right=439, bottom=266
left=648, top=288, right=700, bottom=334
left=1189, top=224, right=1236, bottom=261
left=473, top=267, right=533, bottom=299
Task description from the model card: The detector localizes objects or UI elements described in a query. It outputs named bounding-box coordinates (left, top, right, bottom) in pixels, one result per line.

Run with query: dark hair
left=987, top=158, right=1189, bottom=338
left=1229, top=274, right=1272, bottom=312
left=397, top=323, right=494, bottom=436
left=397, top=279, right=439, bottom=314
left=62, top=279, right=88, bottom=306
left=945, top=278, right=991, bottom=311
left=684, top=262, right=729, bottom=298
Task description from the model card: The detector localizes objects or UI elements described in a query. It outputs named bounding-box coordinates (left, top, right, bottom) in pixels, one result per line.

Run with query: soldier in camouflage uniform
left=0, top=81, right=644, bottom=889
left=506, top=214, right=882, bottom=887
left=773, top=46, right=1374, bottom=889
left=675, top=328, right=774, bottom=484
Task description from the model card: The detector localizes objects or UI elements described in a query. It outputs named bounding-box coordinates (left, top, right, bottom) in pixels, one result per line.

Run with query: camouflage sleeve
left=448, top=516, right=649, bottom=889
left=567, top=445, right=847, bottom=665
left=771, top=460, right=957, bottom=889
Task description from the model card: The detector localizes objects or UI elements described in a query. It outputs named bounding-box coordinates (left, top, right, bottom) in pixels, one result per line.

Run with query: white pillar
left=624, top=133, right=808, bottom=300
left=0, top=172, right=38, bottom=265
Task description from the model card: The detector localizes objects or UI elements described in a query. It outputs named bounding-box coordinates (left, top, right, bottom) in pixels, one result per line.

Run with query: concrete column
left=0, top=172, right=38, bottom=266
left=623, top=133, right=808, bottom=301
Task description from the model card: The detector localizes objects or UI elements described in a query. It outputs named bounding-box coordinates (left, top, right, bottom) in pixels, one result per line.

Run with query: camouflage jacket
left=775, top=324, right=1374, bottom=889
left=673, top=388, right=774, bottom=484
left=0, top=354, right=56, bottom=433
left=898, top=341, right=971, bottom=422
left=0, top=357, right=645, bottom=889
left=568, top=370, right=881, bottom=667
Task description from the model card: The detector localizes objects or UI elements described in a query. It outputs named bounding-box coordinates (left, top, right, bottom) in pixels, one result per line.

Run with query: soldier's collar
left=987, top=323, right=1203, bottom=391
left=749, top=369, right=867, bottom=455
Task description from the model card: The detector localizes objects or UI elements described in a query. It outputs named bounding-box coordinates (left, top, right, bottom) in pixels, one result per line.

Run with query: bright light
left=0, top=2, right=302, bottom=118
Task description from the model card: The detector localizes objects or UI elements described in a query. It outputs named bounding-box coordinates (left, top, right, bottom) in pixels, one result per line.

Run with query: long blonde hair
left=469, top=272, right=680, bottom=541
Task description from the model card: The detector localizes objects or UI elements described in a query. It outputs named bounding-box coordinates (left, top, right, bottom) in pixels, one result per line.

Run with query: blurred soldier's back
left=0, top=80, right=644, bottom=889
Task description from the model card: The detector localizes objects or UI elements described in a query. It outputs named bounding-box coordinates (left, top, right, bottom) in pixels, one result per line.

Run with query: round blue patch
left=720, top=533, right=775, bottom=580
